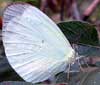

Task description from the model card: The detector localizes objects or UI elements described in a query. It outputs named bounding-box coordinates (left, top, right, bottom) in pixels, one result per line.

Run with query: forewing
left=2, top=3, right=75, bottom=83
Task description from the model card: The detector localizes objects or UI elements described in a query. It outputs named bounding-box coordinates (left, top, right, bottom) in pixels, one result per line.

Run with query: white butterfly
left=2, top=3, right=76, bottom=83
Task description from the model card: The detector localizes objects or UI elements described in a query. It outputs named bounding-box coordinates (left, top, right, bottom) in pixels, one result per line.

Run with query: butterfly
left=2, top=2, right=80, bottom=84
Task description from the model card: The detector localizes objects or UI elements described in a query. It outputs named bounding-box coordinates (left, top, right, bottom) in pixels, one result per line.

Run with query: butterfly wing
left=2, top=3, right=75, bottom=83
left=3, top=3, right=29, bottom=28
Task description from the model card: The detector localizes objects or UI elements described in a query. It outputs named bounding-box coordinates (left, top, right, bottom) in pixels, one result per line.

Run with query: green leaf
left=57, top=21, right=99, bottom=46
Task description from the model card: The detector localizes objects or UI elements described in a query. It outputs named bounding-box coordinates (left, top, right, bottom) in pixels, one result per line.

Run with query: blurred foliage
left=0, top=81, right=33, bottom=85
left=90, top=5, right=100, bottom=21
left=0, top=0, right=12, bottom=16
left=0, top=0, right=100, bottom=22
left=95, top=62, right=100, bottom=67
left=79, top=68, right=100, bottom=85
left=0, top=17, right=2, bottom=29
left=74, top=44, right=100, bottom=57
left=12, top=0, right=41, bottom=7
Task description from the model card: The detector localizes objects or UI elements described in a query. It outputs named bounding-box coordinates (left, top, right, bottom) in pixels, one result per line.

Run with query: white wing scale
left=2, top=3, right=75, bottom=83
